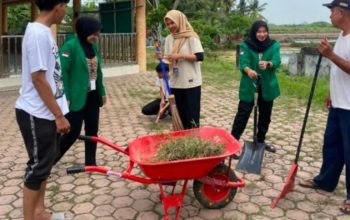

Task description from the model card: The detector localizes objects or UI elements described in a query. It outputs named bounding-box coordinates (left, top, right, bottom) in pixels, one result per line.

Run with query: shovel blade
left=271, top=163, right=298, bottom=208
left=236, top=141, right=265, bottom=175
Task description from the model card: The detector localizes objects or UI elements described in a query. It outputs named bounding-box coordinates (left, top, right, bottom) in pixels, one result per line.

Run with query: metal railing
left=0, top=35, right=23, bottom=78
left=98, top=33, right=137, bottom=65
left=0, top=33, right=137, bottom=78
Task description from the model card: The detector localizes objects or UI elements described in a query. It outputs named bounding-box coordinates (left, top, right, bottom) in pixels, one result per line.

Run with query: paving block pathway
left=0, top=72, right=349, bottom=220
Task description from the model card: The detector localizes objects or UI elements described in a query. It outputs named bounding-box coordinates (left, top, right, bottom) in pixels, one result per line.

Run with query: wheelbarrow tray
left=128, top=127, right=241, bottom=181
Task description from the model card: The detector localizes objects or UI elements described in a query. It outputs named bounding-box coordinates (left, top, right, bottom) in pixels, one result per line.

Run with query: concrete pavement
left=0, top=71, right=349, bottom=220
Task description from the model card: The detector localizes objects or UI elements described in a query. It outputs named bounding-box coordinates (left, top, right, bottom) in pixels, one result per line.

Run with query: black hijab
left=76, top=16, right=102, bottom=59
left=245, top=20, right=275, bottom=53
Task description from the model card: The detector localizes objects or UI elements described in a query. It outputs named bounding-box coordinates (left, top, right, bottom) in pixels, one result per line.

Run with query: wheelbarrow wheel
left=193, top=164, right=237, bottom=209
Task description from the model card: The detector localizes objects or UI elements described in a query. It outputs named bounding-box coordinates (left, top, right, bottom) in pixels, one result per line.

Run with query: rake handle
left=294, top=54, right=323, bottom=163
left=155, top=102, right=170, bottom=123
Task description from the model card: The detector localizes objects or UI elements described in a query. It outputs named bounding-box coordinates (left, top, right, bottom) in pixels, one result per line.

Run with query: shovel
left=236, top=75, right=265, bottom=175
left=271, top=54, right=323, bottom=208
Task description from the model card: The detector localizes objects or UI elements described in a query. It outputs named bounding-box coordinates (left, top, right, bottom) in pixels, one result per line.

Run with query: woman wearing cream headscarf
left=163, top=10, right=204, bottom=129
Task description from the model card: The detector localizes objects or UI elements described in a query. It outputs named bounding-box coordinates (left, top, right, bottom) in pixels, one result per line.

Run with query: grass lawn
left=147, top=48, right=329, bottom=110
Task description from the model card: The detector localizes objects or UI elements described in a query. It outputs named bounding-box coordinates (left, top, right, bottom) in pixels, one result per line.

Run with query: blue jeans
left=314, top=107, right=350, bottom=199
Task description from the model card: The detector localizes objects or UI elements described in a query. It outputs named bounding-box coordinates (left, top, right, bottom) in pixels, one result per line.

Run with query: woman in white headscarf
left=163, top=10, right=204, bottom=129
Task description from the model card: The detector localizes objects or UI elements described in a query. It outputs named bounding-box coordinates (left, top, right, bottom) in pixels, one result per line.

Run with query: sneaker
left=232, top=154, right=240, bottom=160
left=264, top=143, right=276, bottom=153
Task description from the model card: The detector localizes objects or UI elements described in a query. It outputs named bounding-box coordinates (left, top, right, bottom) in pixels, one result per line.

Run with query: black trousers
left=16, top=109, right=59, bottom=190
left=55, top=90, right=100, bottom=165
left=172, top=86, right=201, bottom=129
left=231, top=92, right=273, bottom=143
left=142, top=98, right=161, bottom=115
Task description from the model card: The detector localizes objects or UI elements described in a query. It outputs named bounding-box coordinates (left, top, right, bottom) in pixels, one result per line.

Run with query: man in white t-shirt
left=299, top=0, right=350, bottom=214
left=15, top=1, right=70, bottom=219
left=142, top=63, right=170, bottom=118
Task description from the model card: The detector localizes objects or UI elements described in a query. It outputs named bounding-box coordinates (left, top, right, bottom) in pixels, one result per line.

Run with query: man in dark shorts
left=299, top=0, right=350, bottom=214
left=15, top=0, right=70, bottom=219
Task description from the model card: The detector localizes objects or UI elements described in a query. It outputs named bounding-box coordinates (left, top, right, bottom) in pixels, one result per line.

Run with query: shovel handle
left=253, top=75, right=260, bottom=143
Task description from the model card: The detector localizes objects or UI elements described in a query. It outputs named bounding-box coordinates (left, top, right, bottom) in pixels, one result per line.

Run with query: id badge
left=90, top=80, right=96, bottom=90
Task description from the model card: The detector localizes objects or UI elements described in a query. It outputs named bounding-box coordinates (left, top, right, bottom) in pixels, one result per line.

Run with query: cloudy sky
left=79, top=0, right=332, bottom=25
left=260, top=0, right=332, bottom=24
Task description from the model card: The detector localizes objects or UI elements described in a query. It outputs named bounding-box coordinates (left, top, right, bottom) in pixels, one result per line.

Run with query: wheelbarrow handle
left=67, top=166, right=85, bottom=174
left=78, top=135, right=92, bottom=141
left=67, top=166, right=121, bottom=176
left=66, top=165, right=156, bottom=184
left=78, top=135, right=129, bottom=155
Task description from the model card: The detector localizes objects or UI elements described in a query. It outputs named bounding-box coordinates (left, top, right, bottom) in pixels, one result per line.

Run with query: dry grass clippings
left=152, top=136, right=225, bottom=162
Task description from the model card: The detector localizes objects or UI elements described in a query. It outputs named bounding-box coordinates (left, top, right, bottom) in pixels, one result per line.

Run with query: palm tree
left=237, top=0, right=248, bottom=15
left=247, top=0, right=267, bottom=20
left=220, top=0, right=236, bottom=13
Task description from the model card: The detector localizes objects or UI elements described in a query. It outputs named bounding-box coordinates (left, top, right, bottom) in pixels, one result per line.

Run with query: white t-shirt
left=16, top=22, right=69, bottom=120
left=164, top=36, right=203, bottom=89
left=330, top=32, right=350, bottom=110
left=155, top=78, right=170, bottom=99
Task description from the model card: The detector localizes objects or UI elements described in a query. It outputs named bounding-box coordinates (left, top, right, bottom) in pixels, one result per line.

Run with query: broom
left=155, top=44, right=184, bottom=131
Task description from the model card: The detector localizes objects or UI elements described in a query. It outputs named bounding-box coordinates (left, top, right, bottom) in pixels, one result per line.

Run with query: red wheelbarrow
left=66, top=127, right=245, bottom=220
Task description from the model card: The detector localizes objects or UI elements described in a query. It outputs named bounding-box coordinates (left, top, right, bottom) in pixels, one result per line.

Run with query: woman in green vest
left=55, top=16, right=107, bottom=165
left=231, top=20, right=281, bottom=155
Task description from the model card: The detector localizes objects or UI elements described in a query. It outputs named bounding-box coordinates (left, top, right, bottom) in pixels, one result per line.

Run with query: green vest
left=60, top=37, right=106, bottom=111
left=238, top=41, right=281, bottom=102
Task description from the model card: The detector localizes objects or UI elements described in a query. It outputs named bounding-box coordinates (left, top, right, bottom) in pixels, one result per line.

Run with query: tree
left=172, top=0, right=181, bottom=9
left=58, top=1, right=100, bottom=33
left=7, top=4, right=31, bottom=34
left=58, top=6, right=74, bottom=33
left=147, top=3, right=168, bottom=40
left=225, top=13, right=252, bottom=37
left=247, top=0, right=267, bottom=20
left=221, top=0, right=236, bottom=13
left=237, top=0, right=248, bottom=15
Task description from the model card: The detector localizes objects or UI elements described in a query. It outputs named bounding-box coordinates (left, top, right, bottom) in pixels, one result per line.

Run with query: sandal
left=232, top=154, right=240, bottom=160
left=35, top=211, right=52, bottom=220
left=264, top=144, right=276, bottom=153
left=51, top=212, right=72, bottom=220
left=340, top=199, right=350, bottom=214
left=339, top=199, right=350, bottom=215
left=299, top=179, right=319, bottom=189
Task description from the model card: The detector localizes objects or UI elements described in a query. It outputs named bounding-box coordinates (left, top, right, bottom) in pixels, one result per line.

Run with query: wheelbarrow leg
left=159, top=180, right=189, bottom=220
